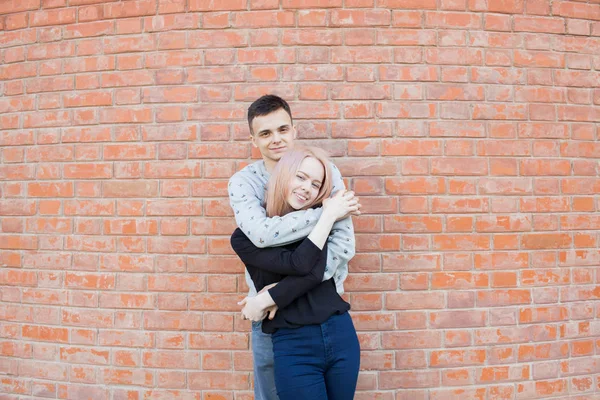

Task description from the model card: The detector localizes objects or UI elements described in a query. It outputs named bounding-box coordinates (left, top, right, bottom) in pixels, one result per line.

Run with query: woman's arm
left=239, top=243, right=328, bottom=321
left=238, top=191, right=359, bottom=321
left=231, top=228, right=322, bottom=276
left=233, top=206, right=338, bottom=321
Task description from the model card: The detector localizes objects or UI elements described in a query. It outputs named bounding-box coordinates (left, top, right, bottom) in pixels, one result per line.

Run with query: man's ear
left=250, top=134, right=258, bottom=148
left=292, top=125, right=297, bottom=140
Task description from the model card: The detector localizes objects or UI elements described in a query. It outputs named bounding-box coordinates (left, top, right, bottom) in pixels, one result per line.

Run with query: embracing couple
left=228, top=95, right=362, bottom=400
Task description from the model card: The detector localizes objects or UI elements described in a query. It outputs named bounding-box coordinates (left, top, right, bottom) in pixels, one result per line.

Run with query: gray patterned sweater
left=228, top=159, right=355, bottom=297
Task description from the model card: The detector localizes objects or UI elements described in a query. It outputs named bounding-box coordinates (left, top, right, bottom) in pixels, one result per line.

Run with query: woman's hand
left=322, top=190, right=361, bottom=221
left=264, top=304, right=278, bottom=320
left=258, top=283, right=278, bottom=320
left=238, top=296, right=268, bottom=321
left=259, top=282, right=277, bottom=294
left=238, top=290, right=277, bottom=322
left=308, top=190, right=361, bottom=249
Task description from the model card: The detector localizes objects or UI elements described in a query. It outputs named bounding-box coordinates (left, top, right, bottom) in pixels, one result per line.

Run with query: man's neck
left=263, top=159, right=276, bottom=173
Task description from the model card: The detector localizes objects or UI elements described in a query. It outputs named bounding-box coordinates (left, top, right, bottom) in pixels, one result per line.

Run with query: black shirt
left=230, top=228, right=350, bottom=334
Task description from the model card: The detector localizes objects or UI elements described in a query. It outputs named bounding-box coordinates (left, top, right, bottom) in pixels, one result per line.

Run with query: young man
left=228, top=95, right=357, bottom=400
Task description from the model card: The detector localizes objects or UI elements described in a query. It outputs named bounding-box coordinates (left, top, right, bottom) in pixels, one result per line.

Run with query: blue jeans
left=251, top=321, right=279, bottom=400
left=271, top=312, right=360, bottom=400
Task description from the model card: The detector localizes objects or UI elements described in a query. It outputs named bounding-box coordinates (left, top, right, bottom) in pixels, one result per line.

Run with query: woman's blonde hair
left=265, top=145, right=333, bottom=217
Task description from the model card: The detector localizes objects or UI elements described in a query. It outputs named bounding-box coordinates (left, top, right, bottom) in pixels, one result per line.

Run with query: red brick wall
left=1, top=1, right=599, bottom=399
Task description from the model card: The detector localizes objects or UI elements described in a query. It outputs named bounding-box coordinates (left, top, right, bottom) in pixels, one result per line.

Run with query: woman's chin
left=288, top=200, right=310, bottom=211
left=288, top=203, right=302, bottom=210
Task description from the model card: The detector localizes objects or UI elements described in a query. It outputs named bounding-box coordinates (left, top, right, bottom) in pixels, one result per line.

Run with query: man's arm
left=228, top=171, right=322, bottom=248
left=323, top=217, right=355, bottom=285
left=322, top=163, right=355, bottom=285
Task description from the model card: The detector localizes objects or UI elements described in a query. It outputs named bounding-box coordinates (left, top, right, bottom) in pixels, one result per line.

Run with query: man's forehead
left=252, top=110, right=292, bottom=130
left=255, top=121, right=290, bottom=132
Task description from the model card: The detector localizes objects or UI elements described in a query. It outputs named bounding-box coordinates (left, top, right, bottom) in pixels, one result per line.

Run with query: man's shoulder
left=327, top=159, right=343, bottom=178
left=327, top=160, right=340, bottom=171
left=230, top=160, right=265, bottom=181
left=228, top=160, right=267, bottom=195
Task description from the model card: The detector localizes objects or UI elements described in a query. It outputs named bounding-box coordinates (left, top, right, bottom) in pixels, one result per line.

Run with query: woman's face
left=287, top=157, right=324, bottom=210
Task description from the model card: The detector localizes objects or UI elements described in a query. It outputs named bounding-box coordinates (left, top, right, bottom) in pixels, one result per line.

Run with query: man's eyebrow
left=277, top=124, right=290, bottom=130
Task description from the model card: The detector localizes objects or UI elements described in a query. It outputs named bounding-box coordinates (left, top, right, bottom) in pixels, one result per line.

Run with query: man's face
left=250, top=108, right=296, bottom=167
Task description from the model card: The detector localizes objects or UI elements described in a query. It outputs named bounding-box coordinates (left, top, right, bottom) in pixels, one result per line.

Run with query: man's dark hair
left=247, top=95, right=293, bottom=135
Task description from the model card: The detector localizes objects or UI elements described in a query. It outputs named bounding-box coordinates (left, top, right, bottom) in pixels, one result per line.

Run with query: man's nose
left=272, top=132, right=281, bottom=142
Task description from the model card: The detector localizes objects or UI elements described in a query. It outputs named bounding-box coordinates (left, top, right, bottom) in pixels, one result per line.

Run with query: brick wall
left=1, top=0, right=599, bottom=399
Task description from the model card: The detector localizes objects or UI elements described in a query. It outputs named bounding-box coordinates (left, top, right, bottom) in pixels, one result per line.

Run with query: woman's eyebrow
left=298, top=170, right=322, bottom=184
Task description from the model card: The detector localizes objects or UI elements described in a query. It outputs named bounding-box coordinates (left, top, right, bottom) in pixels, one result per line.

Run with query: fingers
left=343, top=198, right=360, bottom=210
left=237, top=297, right=248, bottom=306
left=329, top=190, right=364, bottom=220
left=241, top=310, right=249, bottom=320
left=346, top=198, right=359, bottom=207
left=345, top=203, right=362, bottom=217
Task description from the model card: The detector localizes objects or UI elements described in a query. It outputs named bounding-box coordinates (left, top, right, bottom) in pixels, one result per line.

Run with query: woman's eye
left=297, top=175, right=304, bottom=180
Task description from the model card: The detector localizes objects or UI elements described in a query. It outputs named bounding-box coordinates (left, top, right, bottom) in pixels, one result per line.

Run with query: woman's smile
left=294, top=191, right=308, bottom=203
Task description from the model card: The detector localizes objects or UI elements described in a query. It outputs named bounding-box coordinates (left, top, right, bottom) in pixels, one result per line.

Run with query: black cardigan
left=231, top=228, right=350, bottom=334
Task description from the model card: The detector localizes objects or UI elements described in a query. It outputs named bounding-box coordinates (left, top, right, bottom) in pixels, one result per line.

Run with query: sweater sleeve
left=268, top=243, right=328, bottom=309
left=230, top=229, right=322, bottom=276
left=321, top=163, right=355, bottom=291
left=228, top=172, right=323, bottom=248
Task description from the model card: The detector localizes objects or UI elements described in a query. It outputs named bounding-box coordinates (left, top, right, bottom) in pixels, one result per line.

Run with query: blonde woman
left=231, top=146, right=360, bottom=400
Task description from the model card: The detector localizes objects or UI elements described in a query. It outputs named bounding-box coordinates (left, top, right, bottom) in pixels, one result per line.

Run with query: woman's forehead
left=298, top=157, right=324, bottom=180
